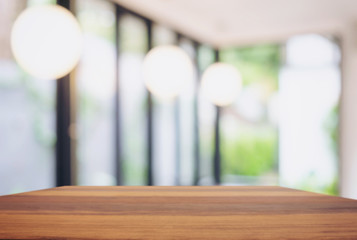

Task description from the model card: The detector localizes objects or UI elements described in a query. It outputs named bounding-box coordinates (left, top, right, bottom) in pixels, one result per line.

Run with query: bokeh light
left=11, top=5, right=82, bottom=79
left=201, top=62, right=242, bottom=106
left=143, top=45, right=193, bottom=101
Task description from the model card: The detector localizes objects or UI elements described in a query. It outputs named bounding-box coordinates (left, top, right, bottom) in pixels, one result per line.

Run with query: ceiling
left=114, top=0, right=357, bottom=48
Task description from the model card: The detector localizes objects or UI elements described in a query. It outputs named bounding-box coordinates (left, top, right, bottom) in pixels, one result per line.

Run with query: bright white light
left=286, top=34, right=339, bottom=67
left=11, top=5, right=82, bottom=79
left=143, top=45, right=194, bottom=101
left=201, top=63, right=242, bottom=106
left=77, top=34, right=115, bottom=100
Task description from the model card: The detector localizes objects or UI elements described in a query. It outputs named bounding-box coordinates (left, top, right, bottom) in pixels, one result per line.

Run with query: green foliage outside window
left=222, top=127, right=278, bottom=176
left=221, top=44, right=280, bottom=89
left=220, top=45, right=280, bottom=180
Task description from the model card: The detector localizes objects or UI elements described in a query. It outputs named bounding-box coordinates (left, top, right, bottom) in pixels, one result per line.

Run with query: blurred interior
left=1, top=0, right=356, bottom=199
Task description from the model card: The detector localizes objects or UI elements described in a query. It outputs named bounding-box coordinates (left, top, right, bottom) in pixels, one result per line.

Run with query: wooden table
left=0, top=186, right=357, bottom=239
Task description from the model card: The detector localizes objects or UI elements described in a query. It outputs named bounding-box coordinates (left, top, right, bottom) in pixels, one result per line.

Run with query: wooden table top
left=0, top=186, right=357, bottom=239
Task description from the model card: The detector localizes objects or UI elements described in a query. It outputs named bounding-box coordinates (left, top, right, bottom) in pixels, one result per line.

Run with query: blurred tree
left=220, top=44, right=280, bottom=182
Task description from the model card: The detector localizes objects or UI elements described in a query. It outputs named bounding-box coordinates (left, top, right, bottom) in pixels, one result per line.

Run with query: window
left=0, top=0, right=55, bottom=195
left=220, top=45, right=280, bottom=185
left=119, top=14, right=147, bottom=185
left=75, top=0, right=116, bottom=185
left=279, top=34, right=340, bottom=195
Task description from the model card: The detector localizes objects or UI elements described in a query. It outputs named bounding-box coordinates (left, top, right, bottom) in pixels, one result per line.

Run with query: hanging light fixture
left=143, top=45, right=193, bottom=101
left=201, top=62, right=242, bottom=106
left=11, top=5, right=82, bottom=79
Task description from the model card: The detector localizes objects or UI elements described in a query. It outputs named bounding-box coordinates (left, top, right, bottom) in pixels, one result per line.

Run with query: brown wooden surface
left=0, top=186, right=357, bottom=239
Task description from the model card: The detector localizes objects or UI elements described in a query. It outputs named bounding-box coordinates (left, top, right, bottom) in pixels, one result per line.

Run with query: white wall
left=339, top=25, right=357, bottom=199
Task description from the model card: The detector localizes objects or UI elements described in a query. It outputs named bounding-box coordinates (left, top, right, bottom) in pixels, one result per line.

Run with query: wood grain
left=0, top=186, right=356, bottom=239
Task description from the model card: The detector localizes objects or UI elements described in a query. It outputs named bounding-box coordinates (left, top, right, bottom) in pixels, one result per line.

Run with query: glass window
left=119, top=14, right=147, bottom=185
left=197, top=45, right=215, bottom=185
left=151, top=24, right=177, bottom=185
left=220, top=44, right=280, bottom=185
left=177, top=37, right=196, bottom=185
left=0, top=1, right=55, bottom=195
left=279, top=34, right=340, bottom=195
left=75, top=0, right=116, bottom=185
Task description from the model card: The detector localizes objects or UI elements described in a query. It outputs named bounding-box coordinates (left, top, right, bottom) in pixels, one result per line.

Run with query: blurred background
left=1, top=0, right=356, bottom=199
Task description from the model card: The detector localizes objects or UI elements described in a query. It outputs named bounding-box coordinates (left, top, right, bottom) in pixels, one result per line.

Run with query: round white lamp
left=201, top=63, right=242, bottom=106
left=11, top=5, right=82, bottom=80
left=143, top=45, right=193, bottom=101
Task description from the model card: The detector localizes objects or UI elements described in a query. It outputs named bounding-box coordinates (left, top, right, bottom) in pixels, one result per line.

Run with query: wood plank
left=0, top=186, right=356, bottom=239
